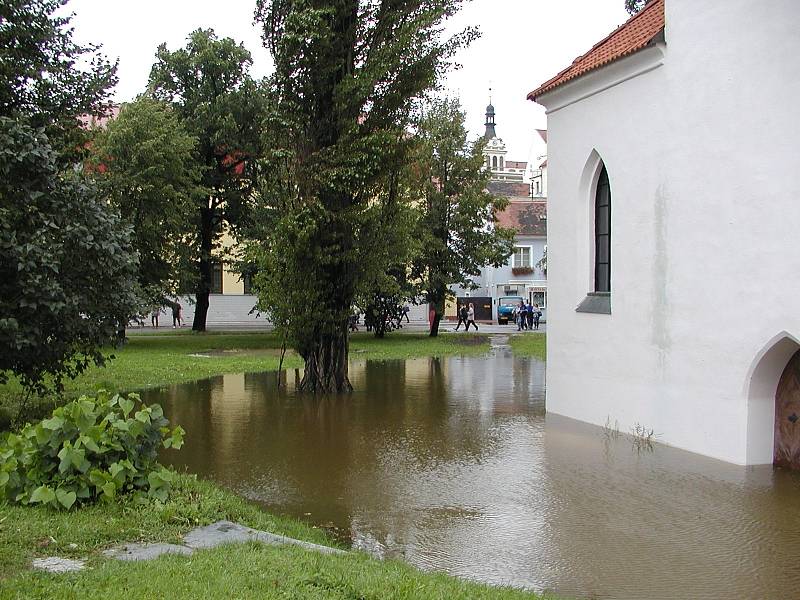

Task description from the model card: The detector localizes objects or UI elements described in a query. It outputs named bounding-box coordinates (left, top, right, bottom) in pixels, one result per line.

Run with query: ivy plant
left=0, top=391, right=184, bottom=510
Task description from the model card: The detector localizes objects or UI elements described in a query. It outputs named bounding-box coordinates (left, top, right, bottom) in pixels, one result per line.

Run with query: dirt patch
left=187, top=348, right=292, bottom=358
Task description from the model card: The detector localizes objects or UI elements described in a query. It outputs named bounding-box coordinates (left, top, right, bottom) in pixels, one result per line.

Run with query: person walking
left=533, top=303, right=542, bottom=330
left=172, top=302, right=182, bottom=328
left=465, top=302, right=478, bottom=331
left=517, top=300, right=527, bottom=331
left=526, top=300, right=534, bottom=330
left=454, top=301, right=467, bottom=331
left=151, top=307, right=159, bottom=328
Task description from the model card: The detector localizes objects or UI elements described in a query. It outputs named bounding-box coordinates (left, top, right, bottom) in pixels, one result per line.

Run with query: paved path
left=127, top=322, right=546, bottom=336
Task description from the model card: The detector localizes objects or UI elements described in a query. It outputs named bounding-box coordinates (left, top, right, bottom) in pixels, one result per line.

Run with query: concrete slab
left=102, top=543, right=194, bottom=561
left=31, top=557, right=86, bottom=573
left=183, top=520, right=345, bottom=556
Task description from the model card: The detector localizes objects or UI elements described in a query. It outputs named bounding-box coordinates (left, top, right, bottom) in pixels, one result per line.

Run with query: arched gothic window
left=499, top=156, right=504, bottom=170
left=492, top=156, right=498, bottom=169
left=594, top=165, right=611, bottom=292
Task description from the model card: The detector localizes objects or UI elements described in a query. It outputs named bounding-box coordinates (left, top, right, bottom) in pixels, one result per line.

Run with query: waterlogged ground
left=146, top=340, right=800, bottom=600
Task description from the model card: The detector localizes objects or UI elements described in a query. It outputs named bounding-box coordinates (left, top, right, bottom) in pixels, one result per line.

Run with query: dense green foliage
left=0, top=0, right=117, bottom=156
left=0, top=0, right=141, bottom=400
left=411, top=98, right=515, bottom=335
left=0, top=391, right=184, bottom=510
left=148, top=29, right=267, bottom=331
left=90, top=97, right=202, bottom=305
left=252, top=0, right=475, bottom=391
left=0, top=118, right=140, bottom=394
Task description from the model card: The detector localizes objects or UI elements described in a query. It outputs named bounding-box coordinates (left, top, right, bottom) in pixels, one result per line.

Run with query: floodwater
left=145, top=337, right=800, bottom=600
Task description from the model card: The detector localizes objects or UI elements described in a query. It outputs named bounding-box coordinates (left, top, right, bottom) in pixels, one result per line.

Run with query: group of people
left=150, top=302, right=183, bottom=328
left=514, top=300, right=542, bottom=331
left=454, top=302, right=478, bottom=331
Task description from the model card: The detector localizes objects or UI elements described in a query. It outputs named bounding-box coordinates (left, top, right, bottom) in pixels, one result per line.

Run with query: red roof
left=528, top=0, right=664, bottom=100
left=505, top=160, right=528, bottom=170
left=487, top=180, right=531, bottom=199
left=495, top=200, right=547, bottom=237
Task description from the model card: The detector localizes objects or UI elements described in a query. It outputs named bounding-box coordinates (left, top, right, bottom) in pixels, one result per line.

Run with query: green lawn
left=509, top=333, right=546, bottom=360
left=0, top=474, right=538, bottom=599
left=0, top=331, right=492, bottom=429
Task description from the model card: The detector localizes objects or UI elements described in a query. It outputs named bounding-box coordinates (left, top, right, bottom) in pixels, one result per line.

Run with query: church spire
left=484, top=87, right=497, bottom=140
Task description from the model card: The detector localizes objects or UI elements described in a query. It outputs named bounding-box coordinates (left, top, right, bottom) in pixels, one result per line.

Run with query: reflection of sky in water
left=148, top=350, right=800, bottom=600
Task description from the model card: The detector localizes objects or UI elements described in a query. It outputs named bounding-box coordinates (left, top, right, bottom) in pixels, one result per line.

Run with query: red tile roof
left=528, top=0, right=664, bottom=101
left=487, top=180, right=531, bottom=199
left=505, top=160, right=528, bottom=170
left=536, top=129, right=547, bottom=143
left=495, top=200, right=547, bottom=237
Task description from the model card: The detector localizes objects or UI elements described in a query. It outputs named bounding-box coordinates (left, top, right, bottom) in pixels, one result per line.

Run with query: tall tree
left=90, top=97, right=202, bottom=306
left=148, top=29, right=266, bottom=331
left=410, top=98, right=514, bottom=336
left=253, top=0, right=475, bottom=392
left=0, top=0, right=117, bottom=156
left=0, top=0, right=139, bottom=401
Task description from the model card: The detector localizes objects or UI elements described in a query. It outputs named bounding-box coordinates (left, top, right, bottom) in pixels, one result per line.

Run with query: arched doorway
left=775, top=349, right=800, bottom=469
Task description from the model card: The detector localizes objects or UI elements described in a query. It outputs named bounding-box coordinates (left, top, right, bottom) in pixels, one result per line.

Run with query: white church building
left=530, top=0, right=800, bottom=467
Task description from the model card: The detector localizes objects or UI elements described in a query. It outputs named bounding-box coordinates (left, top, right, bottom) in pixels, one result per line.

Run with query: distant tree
left=148, top=29, right=267, bottom=331
left=252, top=0, right=475, bottom=392
left=625, top=0, right=646, bottom=15
left=0, top=0, right=117, bottom=155
left=410, top=98, right=514, bottom=336
left=0, top=118, right=139, bottom=395
left=90, top=97, right=203, bottom=307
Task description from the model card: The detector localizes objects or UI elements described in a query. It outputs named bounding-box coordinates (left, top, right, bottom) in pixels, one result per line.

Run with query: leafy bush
left=0, top=391, right=184, bottom=510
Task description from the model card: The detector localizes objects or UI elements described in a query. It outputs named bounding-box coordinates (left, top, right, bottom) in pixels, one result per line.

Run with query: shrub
left=0, top=391, right=184, bottom=510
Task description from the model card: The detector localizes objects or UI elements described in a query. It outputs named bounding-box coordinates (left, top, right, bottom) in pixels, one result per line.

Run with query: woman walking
left=466, top=302, right=478, bottom=331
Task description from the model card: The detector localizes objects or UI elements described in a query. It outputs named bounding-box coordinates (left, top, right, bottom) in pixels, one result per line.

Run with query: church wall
left=540, top=0, right=800, bottom=465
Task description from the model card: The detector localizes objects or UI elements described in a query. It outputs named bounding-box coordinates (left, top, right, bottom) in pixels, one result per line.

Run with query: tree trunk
left=428, top=295, right=445, bottom=337
left=429, top=312, right=441, bottom=337
left=298, top=321, right=352, bottom=393
left=193, top=207, right=214, bottom=332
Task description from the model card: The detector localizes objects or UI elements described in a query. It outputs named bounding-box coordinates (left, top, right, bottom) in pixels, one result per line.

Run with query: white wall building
left=530, top=0, right=800, bottom=466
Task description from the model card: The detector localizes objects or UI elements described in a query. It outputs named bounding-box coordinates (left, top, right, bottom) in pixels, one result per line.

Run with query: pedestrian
left=526, top=299, right=534, bottom=330
left=517, top=300, right=527, bottom=331
left=454, top=301, right=467, bottom=331
left=348, top=313, right=360, bottom=332
left=172, top=302, right=182, bottom=328
left=401, top=304, right=410, bottom=324
left=465, top=302, right=478, bottom=331
left=151, top=307, right=159, bottom=328
left=533, top=303, right=542, bottom=330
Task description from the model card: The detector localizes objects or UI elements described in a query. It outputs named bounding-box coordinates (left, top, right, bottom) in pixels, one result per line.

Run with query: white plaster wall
left=540, top=0, right=800, bottom=465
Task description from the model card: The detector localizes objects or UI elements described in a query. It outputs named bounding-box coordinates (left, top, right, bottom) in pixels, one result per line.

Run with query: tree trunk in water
left=299, top=322, right=352, bottom=393
left=192, top=208, right=214, bottom=332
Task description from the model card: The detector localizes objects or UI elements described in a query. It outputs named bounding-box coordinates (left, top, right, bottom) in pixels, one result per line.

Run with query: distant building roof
left=495, top=200, right=547, bottom=236
left=78, top=105, right=121, bottom=129
left=528, top=0, right=664, bottom=100
left=539, top=159, right=547, bottom=168
left=536, top=129, right=547, bottom=143
left=505, top=160, right=528, bottom=170
left=487, top=180, right=531, bottom=200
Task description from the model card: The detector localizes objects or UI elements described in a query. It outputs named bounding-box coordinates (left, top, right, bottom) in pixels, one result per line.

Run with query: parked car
left=497, top=296, right=523, bottom=325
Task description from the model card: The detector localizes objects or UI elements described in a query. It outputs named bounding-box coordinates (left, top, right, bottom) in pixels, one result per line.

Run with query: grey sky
left=68, top=0, right=630, bottom=165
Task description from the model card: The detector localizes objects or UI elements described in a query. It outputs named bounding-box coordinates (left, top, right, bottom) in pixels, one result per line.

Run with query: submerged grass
left=0, top=474, right=539, bottom=599
left=0, top=331, right=490, bottom=428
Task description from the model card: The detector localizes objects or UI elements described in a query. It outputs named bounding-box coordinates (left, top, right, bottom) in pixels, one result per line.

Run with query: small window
left=211, top=262, right=223, bottom=294
left=512, top=246, right=531, bottom=268
left=531, top=290, right=546, bottom=309
left=492, top=156, right=498, bottom=169
left=594, top=165, right=611, bottom=293
left=242, top=272, right=253, bottom=295
left=499, top=157, right=504, bottom=170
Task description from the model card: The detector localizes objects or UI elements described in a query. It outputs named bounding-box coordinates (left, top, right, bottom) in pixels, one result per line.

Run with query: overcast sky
left=67, top=0, right=630, bottom=166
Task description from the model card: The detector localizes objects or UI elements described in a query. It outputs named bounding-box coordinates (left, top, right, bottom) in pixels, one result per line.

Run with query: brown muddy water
left=145, top=340, right=800, bottom=600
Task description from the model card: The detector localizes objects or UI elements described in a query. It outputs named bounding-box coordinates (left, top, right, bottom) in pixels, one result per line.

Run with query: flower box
left=512, top=266, right=534, bottom=276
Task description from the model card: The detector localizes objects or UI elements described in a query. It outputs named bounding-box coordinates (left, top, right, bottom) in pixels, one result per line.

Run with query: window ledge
left=576, top=292, right=611, bottom=315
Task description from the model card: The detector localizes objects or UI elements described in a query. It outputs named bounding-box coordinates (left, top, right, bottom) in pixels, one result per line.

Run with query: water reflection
left=145, top=348, right=800, bottom=600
